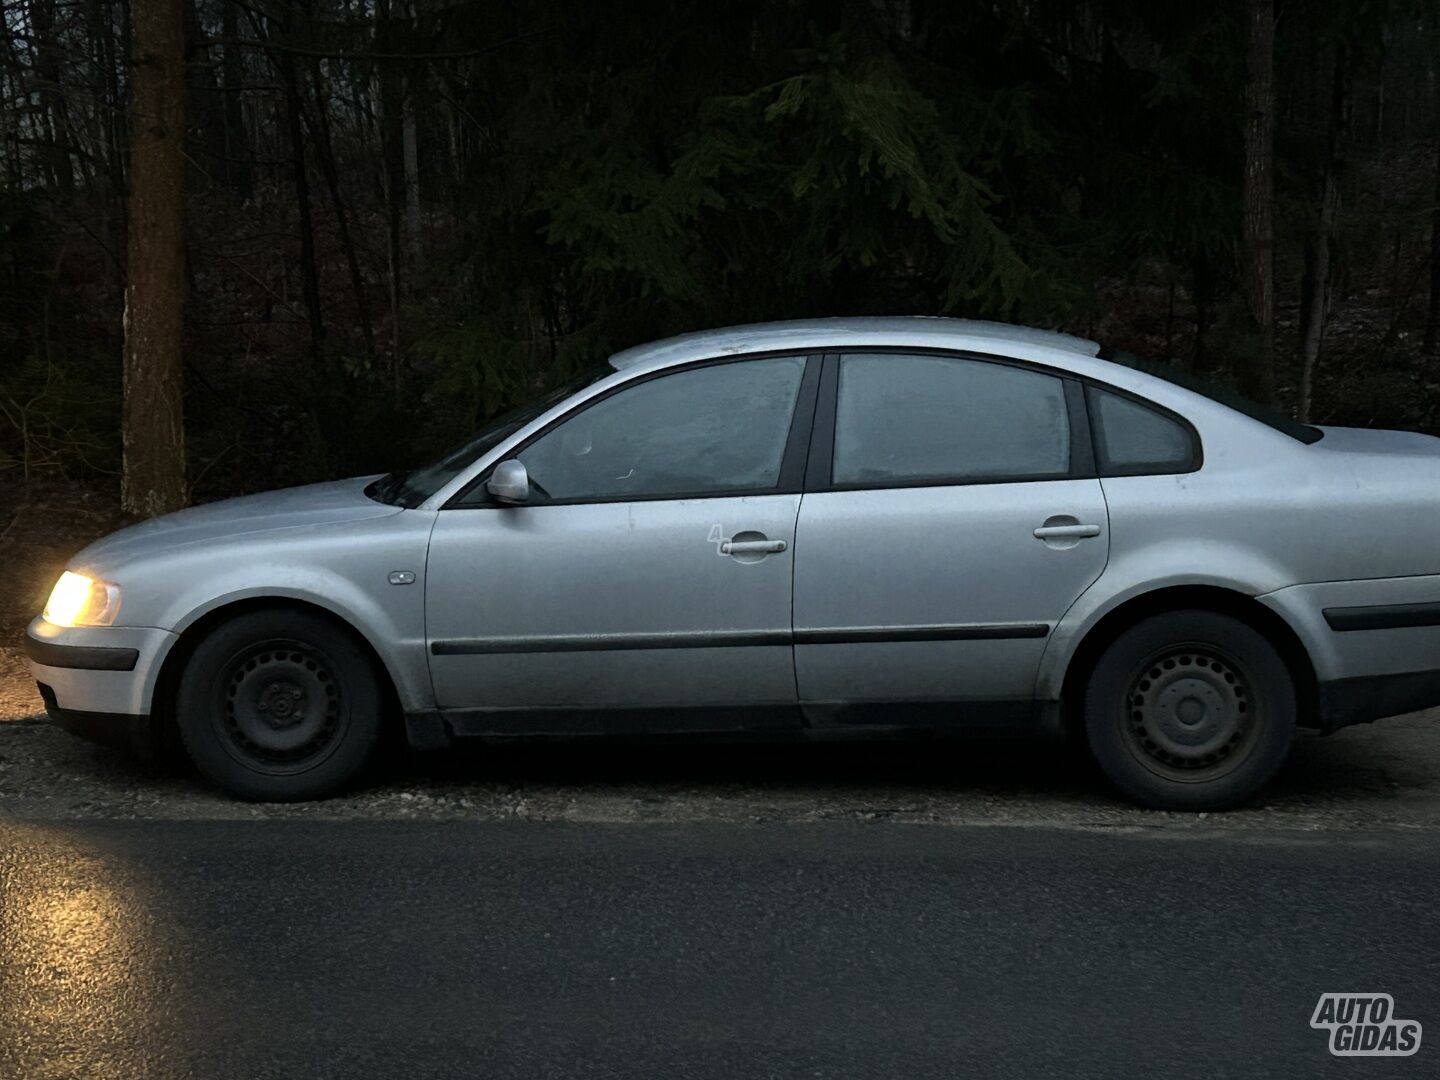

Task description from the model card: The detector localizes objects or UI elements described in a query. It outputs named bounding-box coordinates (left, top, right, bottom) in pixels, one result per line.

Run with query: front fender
left=109, top=512, right=437, bottom=713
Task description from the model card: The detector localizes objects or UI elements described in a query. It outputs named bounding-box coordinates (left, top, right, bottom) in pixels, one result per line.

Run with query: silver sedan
left=24, top=318, right=1440, bottom=808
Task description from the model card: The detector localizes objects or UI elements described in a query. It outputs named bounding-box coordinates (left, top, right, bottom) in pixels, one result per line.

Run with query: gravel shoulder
left=1, top=704, right=1437, bottom=830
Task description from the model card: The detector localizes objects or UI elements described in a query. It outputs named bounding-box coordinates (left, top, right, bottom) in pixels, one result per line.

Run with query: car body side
left=25, top=318, right=1440, bottom=741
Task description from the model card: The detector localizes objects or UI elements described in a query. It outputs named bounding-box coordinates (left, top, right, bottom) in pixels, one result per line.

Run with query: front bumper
left=34, top=681, right=158, bottom=753
left=23, top=616, right=177, bottom=718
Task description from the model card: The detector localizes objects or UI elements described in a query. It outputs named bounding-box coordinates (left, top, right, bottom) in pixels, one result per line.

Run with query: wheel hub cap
left=257, top=681, right=306, bottom=727
left=224, top=646, right=341, bottom=763
left=1127, top=652, right=1249, bottom=771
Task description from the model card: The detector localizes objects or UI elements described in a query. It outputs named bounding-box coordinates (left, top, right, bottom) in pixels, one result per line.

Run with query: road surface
left=1, top=819, right=1435, bottom=1079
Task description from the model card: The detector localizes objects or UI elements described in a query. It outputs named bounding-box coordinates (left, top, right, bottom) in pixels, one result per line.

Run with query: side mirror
left=486, top=459, right=531, bottom=504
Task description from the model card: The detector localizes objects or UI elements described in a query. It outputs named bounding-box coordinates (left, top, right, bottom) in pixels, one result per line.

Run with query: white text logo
left=1310, top=993, right=1422, bottom=1057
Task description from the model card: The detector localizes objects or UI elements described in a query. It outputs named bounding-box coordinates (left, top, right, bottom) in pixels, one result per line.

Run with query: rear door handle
left=1033, top=524, right=1101, bottom=540
left=721, top=539, right=787, bottom=555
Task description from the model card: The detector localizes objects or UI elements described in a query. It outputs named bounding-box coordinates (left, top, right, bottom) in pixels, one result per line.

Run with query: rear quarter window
left=1101, top=348, right=1322, bottom=444
left=1087, top=386, right=1199, bottom=476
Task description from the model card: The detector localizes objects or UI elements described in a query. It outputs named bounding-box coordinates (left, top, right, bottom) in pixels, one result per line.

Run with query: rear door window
left=831, top=353, right=1071, bottom=486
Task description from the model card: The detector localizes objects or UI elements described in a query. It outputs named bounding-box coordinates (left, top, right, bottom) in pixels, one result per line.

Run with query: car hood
left=1312, top=426, right=1440, bottom=457
left=72, top=476, right=402, bottom=572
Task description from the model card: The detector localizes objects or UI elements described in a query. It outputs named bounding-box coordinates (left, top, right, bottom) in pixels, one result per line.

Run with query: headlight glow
left=43, top=571, right=121, bottom=627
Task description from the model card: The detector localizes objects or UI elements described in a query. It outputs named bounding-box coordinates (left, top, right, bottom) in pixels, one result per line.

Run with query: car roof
left=607, top=317, right=1101, bottom=372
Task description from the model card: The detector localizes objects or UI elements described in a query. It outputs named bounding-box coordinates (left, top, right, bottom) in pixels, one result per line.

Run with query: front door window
left=516, top=356, right=807, bottom=502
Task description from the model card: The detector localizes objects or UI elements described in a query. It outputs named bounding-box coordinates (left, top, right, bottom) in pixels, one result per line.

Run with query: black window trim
left=1082, top=380, right=1204, bottom=478
left=445, top=350, right=825, bottom=509
left=805, top=346, right=1098, bottom=495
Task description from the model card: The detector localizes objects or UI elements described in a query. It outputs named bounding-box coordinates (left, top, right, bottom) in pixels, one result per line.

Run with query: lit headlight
left=43, top=571, right=121, bottom=627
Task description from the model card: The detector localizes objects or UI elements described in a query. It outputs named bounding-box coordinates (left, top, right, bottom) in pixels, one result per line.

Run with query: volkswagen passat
left=24, top=318, right=1440, bottom=808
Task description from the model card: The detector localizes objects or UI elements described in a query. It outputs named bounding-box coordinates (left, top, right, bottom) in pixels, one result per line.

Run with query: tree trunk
left=31, top=0, right=75, bottom=195
left=184, top=0, right=229, bottom=192
left=310, top=62, right=376, bottom=361
left=377, top=0, right=406, bottom=388
left=122, top=0, right=188, bottom=516
left=1298, top=47, right=1351, bottom=420
left=105, top=0, right=128, bottom=196
left=402, top=86, right=421, bottom=267
left=86, top=0, right=123, bottom=197
left=1425, top=36, right=1440, bottom=354
left=278, top=46, right=324, bottom=366
left=1239, top=0, right=1277, bottom=404
left=220, top=0, right=252, bottom=197
left=1191, top=254, right=1218, bottom=376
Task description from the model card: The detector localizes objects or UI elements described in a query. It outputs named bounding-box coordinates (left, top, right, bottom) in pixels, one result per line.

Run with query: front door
left=425, top=353, right=818, bottom=733
left=792, top=351, right=1109, bottom=725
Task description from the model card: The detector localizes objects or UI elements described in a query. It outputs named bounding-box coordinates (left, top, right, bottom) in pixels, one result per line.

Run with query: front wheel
left=175, top=608, right=384, bottom=801
left=1083, top=610, right=1296, bottom=811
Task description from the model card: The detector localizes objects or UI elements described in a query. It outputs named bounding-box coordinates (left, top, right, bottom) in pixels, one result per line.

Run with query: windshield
left=367, top=364, right=614, bottom=508
left=1100, top=349, right=1323, bottom=444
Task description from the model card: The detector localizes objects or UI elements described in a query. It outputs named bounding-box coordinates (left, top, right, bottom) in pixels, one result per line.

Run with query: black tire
left=1083, top=609, right=1296, bottom=811
left=175, top=608, right=384, bottom=801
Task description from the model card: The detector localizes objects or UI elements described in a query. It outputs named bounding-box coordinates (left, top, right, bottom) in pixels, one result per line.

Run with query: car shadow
left=391, top=733, right=1101, bottom=794
left=2, top=715, right=1428, bottom=817
left=370, top=725, right=1423, bottom=811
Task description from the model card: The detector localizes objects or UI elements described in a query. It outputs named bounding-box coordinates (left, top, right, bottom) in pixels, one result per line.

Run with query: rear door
left=792, top=351, right=1109, bottom=727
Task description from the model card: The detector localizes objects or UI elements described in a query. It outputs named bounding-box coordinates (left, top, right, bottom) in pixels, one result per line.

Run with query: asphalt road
left=0, top=820, right=1435, bottom=1079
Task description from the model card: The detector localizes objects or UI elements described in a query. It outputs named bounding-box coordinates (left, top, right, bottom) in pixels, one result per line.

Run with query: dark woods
left=1, top=0, right=1438, bottom=512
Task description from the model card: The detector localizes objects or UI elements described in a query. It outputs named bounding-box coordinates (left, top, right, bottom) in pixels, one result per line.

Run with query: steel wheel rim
left=1119, top=643, right=1262, bottom=783
left=217, top=639, right=347, bottom=774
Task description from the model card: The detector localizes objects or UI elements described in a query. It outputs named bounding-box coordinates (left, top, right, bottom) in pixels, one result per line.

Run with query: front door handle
left=721, top=539, right=787, bottom=555
left=1033, top=523, right=1101, bottom=540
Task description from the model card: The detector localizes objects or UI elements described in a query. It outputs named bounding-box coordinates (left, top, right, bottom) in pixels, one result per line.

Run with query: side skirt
left=404, top=700, right=1062, bottom=749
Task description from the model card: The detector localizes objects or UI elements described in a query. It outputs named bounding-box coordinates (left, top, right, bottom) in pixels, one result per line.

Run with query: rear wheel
left=176, top=608, right=383, bottom=801
left=1083, top=609, right=1295, bottom=811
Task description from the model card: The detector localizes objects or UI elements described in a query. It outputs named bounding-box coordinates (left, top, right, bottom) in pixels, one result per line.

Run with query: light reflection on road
left=0, top=825, right=166, bottom=1079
